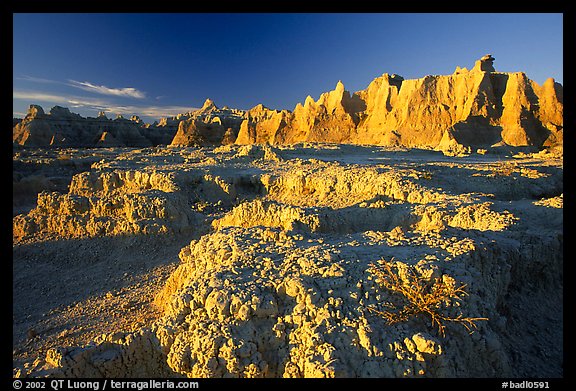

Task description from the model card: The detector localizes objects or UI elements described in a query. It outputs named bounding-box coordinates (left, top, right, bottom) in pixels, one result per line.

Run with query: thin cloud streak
left=13, top=90, right=196, bottom=120
left=107, top=105, right=199, bottom=118
left=68, top=80, right=146, bottom=99
left=13, top=90, right=110, bottom=109
left=15, top=75, right=61, bottom=84
left=16, top=75, right=146, bottom=100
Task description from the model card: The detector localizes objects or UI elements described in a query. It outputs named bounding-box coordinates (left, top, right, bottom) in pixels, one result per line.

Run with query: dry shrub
left=367, top=259, right=487, bottom=337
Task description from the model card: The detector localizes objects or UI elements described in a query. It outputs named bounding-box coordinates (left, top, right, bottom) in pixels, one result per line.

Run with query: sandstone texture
left=236, top=55, right=563, bottom=150
left=169, top=99, right=245, bottom=147
left=235, top=104, right=290, bottom=145
left=13, top=144, right=563, bottom=378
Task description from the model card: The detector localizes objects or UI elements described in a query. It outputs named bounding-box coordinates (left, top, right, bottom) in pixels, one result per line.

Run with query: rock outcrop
left=170, top=119, right=227, bottom=147
left=236, top=55, right=563, bottom=150
left=12, top=99, right=247, bottom=148
left=12, top=169, right=197, bottom=241
left=221, top=128, right=237, bottom=145
left=168, top=99, right=245, bottom=146
left=194, top=99, right=245, bottom=132
left=235, top=104, right=290, bottom=144
left=274, top=81, right=363, bottom=144
left=472, top=54, right=496, bottom=73
left=16, top=144, right=562, bottom=378
left=12, top=105, right=174, bottom=148
left=13, top=55, right=563, bottom=150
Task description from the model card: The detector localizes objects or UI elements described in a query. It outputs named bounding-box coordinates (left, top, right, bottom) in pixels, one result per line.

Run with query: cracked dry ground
left=12, top=144, right=563, bottom=378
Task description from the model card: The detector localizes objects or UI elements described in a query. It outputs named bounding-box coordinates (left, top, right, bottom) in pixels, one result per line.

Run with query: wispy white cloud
left=13, top=91, right=64, bottom=102
left=15, top=75, right=147, bottom=100
left=67, top=80, right=146, bottom=99
left=13, top=89, right=196, bottom=120
left=105, top=105, right=198, bottom=118
left=13, top=90, right=110, bottom=109
left=15, top=75, right=60, bottom=84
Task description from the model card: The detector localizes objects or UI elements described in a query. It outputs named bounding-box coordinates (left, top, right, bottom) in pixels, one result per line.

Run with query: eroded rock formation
left=235, top=55, right=563, bottom=150
left=170, top=119, right=226, bottom=147
left=169, top=99, right=245, bottom=146
left=235, top=104, right=290, bottom=145
left=13, top=144, right=563, bottom=378
left=14, top=56, right=562, bottom=150
left=12, top=99, right=247, bottom=148
left=12, top=105, right=173, bottom=148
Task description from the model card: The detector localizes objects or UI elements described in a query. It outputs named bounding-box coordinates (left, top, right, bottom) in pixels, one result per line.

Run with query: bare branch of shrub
left=367, top=259, right=488, bottom=337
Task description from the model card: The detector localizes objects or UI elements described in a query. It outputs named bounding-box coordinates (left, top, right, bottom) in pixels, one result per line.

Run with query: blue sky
left=13, top=13, right=563, bottom=123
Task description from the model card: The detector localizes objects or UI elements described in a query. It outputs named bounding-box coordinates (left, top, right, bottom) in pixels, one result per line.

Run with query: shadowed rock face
left=12, top=105, right=170, bottom=148
left=236, top=55, right=562, bottom=149
left=12, top=99, right=246, bottom=148
left=170, top=119, right=227, bottom=147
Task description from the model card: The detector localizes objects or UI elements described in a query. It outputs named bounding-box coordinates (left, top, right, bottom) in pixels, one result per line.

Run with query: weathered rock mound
left=169, top=99, right=245, bottom=146
left=13, top=145, right=563, bottom=378
left=13, top=170, right=195, bottom=241
left=235, top=104, right=290, bottom=145
left=170, top=119, right=227, bottom=147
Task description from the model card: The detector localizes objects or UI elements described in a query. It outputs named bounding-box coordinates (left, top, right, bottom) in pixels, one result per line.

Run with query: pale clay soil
left=12, top=235, right=184, bottom=371
left=12, top=144, right=563, bottom=378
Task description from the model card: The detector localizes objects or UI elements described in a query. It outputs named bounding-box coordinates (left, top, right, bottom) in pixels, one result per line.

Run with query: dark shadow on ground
left=12, top=232, right=193, bottom=347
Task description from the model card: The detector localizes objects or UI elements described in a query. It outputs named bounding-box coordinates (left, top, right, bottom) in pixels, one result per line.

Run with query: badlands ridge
left=14, top=55, right=563, bottom=152
left=12, top=56, right=563, bottom=378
